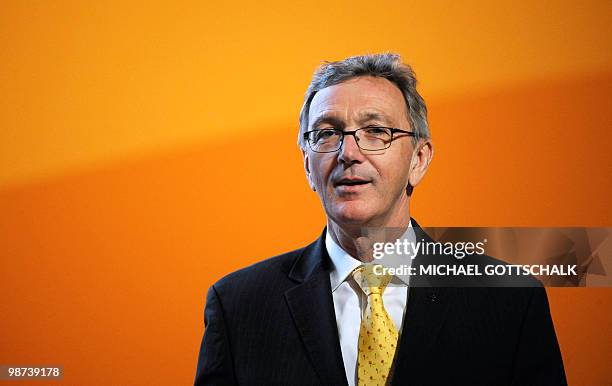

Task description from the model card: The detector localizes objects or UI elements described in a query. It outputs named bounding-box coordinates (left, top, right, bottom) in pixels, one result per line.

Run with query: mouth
left=334, top=177, right=372, bottom=190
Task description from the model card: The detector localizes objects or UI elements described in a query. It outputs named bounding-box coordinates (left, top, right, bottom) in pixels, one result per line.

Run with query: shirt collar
left=326, top=220, right=413, bottom=292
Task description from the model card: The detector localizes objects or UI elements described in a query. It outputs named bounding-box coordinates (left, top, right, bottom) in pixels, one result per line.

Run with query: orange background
left=1, top=1, right=611, bottom=385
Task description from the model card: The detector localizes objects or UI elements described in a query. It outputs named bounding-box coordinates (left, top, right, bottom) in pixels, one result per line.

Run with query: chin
left=330, top=201, right=376, bottom=226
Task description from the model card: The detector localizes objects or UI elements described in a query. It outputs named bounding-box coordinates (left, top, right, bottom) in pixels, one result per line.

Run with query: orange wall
left=2, top=0, right=611, bottom=186
left=1, top=1, right=611, bottom=385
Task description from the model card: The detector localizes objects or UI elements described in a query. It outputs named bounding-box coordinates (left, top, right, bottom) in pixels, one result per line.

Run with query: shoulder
left=451, top=254, right=548, bottom=320
left=417, top=249, right=543, bottom=288
left=471, top=253, right=543, bottom=287
left=210, top=245, right=306, bottom=299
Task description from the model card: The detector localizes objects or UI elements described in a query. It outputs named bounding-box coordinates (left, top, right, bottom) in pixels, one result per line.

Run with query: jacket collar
left=288, top=218, right=429, bottom=283
left=287, top=227, right=331, bottom=283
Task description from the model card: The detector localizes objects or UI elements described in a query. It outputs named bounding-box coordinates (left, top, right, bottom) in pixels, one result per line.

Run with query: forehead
left=308, top=76, right=408, bottom=128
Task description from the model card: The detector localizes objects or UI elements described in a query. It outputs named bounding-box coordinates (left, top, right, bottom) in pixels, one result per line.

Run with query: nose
left=338, top=132, right=365, bottom=165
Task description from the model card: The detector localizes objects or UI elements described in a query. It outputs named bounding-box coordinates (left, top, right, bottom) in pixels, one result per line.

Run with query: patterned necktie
left=352, top=265, right=399, bottom=386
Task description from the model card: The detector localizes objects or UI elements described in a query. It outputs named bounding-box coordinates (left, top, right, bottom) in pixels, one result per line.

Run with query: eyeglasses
left=303, top=126, right=415, bottom=153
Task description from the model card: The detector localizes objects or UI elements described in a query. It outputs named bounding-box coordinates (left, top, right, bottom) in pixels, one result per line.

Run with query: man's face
left=303, top=76, right=421, bottom=227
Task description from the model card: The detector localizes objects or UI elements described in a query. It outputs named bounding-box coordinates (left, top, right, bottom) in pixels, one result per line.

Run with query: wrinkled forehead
left=308, top=76, right=410, bottom=130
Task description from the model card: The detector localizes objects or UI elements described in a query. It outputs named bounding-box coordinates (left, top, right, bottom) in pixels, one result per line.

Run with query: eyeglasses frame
left=303, top=126, right=415, bottom=153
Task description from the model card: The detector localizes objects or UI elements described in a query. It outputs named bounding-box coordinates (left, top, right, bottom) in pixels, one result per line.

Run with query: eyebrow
left=310, top=115, right=346, bottom=130
left=310, top=112, right=393, bottom=130
left=357, top=112, right=392, bottom=126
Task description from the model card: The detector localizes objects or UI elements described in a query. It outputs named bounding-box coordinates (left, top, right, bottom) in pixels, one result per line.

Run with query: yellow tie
left=352, top=265, right=399, bottom=386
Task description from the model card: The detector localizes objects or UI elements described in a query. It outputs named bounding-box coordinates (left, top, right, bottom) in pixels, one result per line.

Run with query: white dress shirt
left=326, top=222, right=415, bottom=386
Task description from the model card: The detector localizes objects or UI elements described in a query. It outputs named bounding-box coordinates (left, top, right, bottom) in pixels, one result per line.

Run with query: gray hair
left=298, top=53, right=429, bottom=149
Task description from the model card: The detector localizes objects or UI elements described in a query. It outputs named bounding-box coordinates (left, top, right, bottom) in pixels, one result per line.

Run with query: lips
left=334, top=177, right=372, bottom=189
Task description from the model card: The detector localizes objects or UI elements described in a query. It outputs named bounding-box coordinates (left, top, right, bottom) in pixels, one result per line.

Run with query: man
left=195, top=54, right=567, bottom=385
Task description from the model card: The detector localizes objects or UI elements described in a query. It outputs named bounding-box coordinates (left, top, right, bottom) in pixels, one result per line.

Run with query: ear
left=408, top=139, right=434, bottom=188
left=302, top=148, right=316, bottom=192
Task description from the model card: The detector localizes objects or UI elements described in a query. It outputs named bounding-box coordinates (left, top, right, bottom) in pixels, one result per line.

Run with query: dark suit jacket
left=195, top=220, right=567, bottom=385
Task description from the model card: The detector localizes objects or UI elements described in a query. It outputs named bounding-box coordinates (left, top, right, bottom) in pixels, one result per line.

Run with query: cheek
left=373, top=155, right=412, bottom=192
left=310, top=156, right=334, bottom=189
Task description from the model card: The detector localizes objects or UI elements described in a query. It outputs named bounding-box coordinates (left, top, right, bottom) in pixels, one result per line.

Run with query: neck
left=327, top=200, right=411, bottom=263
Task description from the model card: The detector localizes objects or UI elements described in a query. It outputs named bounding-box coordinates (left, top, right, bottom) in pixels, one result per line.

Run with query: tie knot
left=352, top=264, right=392, bottom=296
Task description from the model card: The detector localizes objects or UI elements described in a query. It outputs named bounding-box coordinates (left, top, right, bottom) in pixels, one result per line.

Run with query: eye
left=315, top=129, right=340, bottom=141
left=363, top=126, right=390, bottom=136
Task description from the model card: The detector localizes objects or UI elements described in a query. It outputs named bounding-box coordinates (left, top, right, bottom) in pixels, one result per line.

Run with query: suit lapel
left=285, top=232, right=348, bottom=386
left=391, top=220, right=456, bottom=383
